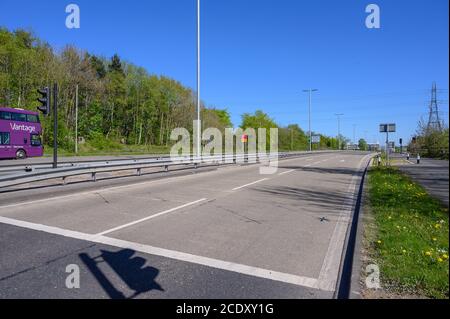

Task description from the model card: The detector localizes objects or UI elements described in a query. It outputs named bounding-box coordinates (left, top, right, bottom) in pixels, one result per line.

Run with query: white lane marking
left=0, top=215, right=325, bottom=291
left=340, top=160, right=345, bottom=162
left=316, top=154, right=372, bottom=291
left=278, top=169, right=295, bottom=176
left=0, top=154, right=325, bottom=209
left=0, top=154, right=330, bottom=213
left=97, top=198, right=207, bottom=236
left=279, top=159, right=321, bottom=171
left=231, top=178, right=269, bottom=191
left=0, top=172, right=205, bottom=209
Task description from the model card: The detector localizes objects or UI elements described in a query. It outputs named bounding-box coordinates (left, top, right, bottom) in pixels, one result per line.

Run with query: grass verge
left=365, top=165, right=449, bottom=299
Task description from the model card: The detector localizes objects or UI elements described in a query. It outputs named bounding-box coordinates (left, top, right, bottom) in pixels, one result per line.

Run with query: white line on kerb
left=316, top=154, right=372, bottom=291
left=231, top=178, right=269, bottom=191
left=97, top=198, right=207, bottom=236
left=0, top=215, right=325, bottom=290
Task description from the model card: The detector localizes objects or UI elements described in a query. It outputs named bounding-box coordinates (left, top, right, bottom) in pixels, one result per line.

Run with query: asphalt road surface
left=0, top=152, right=372, bottom=298
left=394, top=154, right=449, bottom=207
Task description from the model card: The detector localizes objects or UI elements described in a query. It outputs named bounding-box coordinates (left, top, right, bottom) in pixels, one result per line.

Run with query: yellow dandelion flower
left=402, top=249, right=407, bottom=254
left=377, top=240, right=382, bottom=244
left=438, top=258, right=443, bottom=262
left=443, top=254, right=448, bottom=260
left=432, top=237, right=437, bottom=241
left=425, top=251, right=432, bottom=256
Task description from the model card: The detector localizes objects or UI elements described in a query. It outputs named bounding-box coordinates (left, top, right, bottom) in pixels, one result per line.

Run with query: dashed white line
left=278, top=169, right=295, bottom=176
left=97, top=198, right=207, bottom=236
left=0, top=154, right=325, bottom=209
left=0, top=173, right=205, bottom=209
left=231, top=178, right=269, bottom=191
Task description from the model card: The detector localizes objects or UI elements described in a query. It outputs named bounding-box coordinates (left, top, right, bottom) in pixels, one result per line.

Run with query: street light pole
left=196, top=0, right=201, bottom=159
left=75, top=84, right=78, bottom=154
left=335, top=113, right=344, bottom=150
left=303, top=89, right=318, bottom=152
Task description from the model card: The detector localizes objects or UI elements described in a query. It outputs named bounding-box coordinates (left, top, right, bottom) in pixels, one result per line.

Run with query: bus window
left=0, top=132, right=10, bottom=145
left=0, top=111, right=11, bottom=120
left=11, top=112, right=27, bottom=122
left=31, top=134, right=41, bottom=146
left=26, top=114, right=40, bottom=123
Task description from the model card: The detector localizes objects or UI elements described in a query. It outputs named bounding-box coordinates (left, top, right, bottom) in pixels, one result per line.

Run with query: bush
left=87, top=132, right=123, bottom=151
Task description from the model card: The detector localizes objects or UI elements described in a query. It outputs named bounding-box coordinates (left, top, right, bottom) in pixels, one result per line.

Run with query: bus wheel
left=16, top=149, right=27, bottom=159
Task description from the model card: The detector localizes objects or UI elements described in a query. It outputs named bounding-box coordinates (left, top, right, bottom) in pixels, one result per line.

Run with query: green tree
left=358, top=138, right=368, bottom=151
left=0, top=27, right=347, bottom=155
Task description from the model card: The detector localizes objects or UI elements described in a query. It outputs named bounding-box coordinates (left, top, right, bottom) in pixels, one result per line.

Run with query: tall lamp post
left=335, top=113, right=344, bottom=150
left=196, top=0, right=201, bottom=159
left=303, top=89, right=318, bottom=152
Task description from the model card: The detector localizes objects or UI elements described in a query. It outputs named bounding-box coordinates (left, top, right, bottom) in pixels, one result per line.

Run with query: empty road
left=0, top=152, right=372, bottom=298
left=394, top=154, right=449, bottom=207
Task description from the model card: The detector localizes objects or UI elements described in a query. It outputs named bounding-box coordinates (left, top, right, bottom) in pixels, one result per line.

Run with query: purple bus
left=0, top=107, right=43, bottom=159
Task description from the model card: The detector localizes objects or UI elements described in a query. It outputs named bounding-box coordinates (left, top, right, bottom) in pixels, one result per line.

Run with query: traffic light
left=399, top=138, right=403, bottom=145
left=37, top=87, right=50, bottom=115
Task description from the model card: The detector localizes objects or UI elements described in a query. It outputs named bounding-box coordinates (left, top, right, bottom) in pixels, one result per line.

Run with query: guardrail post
left=164, top=165, right=169, bottom=172
left=137, top=168, right=142, bottom=176
left=194, top=163, right=198, bottom=169
left=62, top=176, right=67, bottom=185
left=91, top=172, right=96, bottom=182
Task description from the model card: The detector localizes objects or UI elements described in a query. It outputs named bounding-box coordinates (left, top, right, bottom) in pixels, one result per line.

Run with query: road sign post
left=241, top=134, right=248, bottom=163
left=379, top=123, right=396, bottom=166
left=311, top=135, right=321, bottom=144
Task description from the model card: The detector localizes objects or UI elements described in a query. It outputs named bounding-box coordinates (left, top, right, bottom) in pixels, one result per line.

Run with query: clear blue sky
left=0, top=0, right=448, bottom=144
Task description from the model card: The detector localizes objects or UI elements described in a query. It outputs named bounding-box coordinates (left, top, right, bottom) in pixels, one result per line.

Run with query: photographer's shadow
left=80, top=248, right=164, bottom=299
